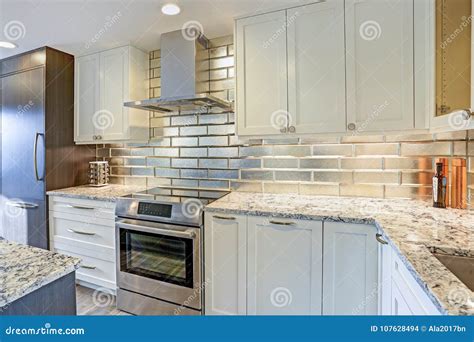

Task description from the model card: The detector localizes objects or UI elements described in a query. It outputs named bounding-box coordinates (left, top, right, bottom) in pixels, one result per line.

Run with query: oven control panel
left=138, top=202, right=173, bottom=218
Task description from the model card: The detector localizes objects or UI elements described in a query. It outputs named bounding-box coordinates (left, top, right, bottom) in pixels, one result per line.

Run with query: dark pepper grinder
left=433, top=162, right=447, bottom=208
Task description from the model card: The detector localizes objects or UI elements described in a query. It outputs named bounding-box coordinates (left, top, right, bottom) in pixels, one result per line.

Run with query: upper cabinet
left=431, top=0, right=474, bottom=131
left=75, top=46, right=149, bottom=144
left=287, top=1, right=346, bottom=134
left=236, top=11, right=288, bottom=135
left=236, top=0, right=346, bottom=135
left=345, top=0, right=415, bottom=132
left=235, top=0, right=442, bottom=137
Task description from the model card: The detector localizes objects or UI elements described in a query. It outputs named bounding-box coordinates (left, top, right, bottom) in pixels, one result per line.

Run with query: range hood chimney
left=124, top=29, right=233, bottom=114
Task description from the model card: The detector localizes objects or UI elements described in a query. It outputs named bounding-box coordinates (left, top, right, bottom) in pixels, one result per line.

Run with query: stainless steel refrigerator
left=0, top=47, right=94, bottom=249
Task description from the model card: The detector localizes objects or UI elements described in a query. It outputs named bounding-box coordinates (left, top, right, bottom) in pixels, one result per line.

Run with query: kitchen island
left=0, top=239, right=81, bottom=315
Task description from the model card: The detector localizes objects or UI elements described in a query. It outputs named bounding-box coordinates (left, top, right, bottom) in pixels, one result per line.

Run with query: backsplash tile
left=97, top=35, right=473, bottom=204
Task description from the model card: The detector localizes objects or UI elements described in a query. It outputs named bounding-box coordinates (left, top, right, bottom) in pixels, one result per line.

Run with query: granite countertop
left=0, top=239, right=81, bottom=308
left=205, top=192, right=474, bottom=316
left=47, top=184, right=145, bottom=202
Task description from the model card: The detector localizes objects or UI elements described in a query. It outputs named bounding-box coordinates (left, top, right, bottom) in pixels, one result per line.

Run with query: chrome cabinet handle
left=34, top=132, right=44, bottom=181
left=6, top=201, right=38, bottom=209
left=68, top=229, right=96, bottom=236
left=376, top=233, right=388, bottom=245
left=288, top=126, right=296, bottom=133
left=66, top=205, right=95, bottom=210
left=214, top=215, right=236, bottom=221
left=269, top=220, right=295, bottom=226
left=80, top=264, right=97, bottom=270
left=280, top=127, right=287, bottom=133
left=347, top=123, right=356, bottom=131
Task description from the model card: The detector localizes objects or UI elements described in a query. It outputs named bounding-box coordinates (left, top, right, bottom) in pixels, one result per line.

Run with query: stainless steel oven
left=115, top=192, right=218, bottom=316
left=116, top=218, right=201, bottom=313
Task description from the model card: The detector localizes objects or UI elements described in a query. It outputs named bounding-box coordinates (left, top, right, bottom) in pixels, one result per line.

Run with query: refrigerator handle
left=34, top=132, right=44, bottom=181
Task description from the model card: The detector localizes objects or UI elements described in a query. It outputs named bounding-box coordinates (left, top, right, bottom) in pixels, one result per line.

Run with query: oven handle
left=116, top=221, right=197, bottom=239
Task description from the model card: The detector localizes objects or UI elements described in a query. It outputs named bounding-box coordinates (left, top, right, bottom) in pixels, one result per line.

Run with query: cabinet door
left=345, top=0, right=414, bottom=132
left=287, top=0, right=346, bottom=134
left=236, top=11, right=288, bottom=135
left=204, top=213, right=247, bottom=315
left=247, top=217, right=323, bottom=315
left=322, top=222, right=379, bottom=315
left=75, top=54, right=100, bottom=142
left=390, top=250, right=442, bottom=315
left=391, top=279, right=414, bottom=315
left=99, top=47, right=128, bottom=141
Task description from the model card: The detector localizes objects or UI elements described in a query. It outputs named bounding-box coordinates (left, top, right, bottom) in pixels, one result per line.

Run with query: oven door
left=116, top=218, right=201, bottom=310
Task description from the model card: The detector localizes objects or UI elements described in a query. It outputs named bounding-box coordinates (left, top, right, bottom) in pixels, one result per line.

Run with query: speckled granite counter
left=205, top=192, right=474, bottom=316
left=0, top=239, right=81, bottom=307
left=47, top=184, right=145, bottom=202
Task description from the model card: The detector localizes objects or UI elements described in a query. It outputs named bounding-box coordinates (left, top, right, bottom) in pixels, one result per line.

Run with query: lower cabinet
left=247, top=216, right=323, bottom=315
left=205, top=211, right=443, bottom=316
left=322, top=222, right=379, bottom=315
left=204, top=213, right=247, bottom=315
left=49, top=196, right=116, bottom=291
left=380, top=242, right=442, bottom=315
left=204, top=213, right=323, bottom=315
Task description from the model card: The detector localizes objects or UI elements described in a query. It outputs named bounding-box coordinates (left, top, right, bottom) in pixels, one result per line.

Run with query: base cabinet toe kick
left=204, top=212, right=442, bottom=316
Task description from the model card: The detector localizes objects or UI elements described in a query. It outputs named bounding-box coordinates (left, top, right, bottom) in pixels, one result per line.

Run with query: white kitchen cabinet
left=345, top=0, right=415, bottom=132
left=74, top=46, right=149, bottom=144
left=235, top=0, right=431, bottom=137
left=236, top=10, right=288, bottom=135
left=389, top=248, right=442, bottom=315
left=322, top=222, right=379, bottom=315
left=75, top=53, right=100, bottom=141
left=247, top=216, right=323, bottom=315
left=204, top=211, right=443, bottom=316
left=287, top=0, right=346, bottom=134
left=204, top=212, right=248, bottom=315
left=49, top=196, right=116, bottom=291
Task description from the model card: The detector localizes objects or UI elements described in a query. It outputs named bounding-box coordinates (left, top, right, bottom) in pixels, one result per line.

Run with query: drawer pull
left=80, top=264, right=97, bottom=270
left=269, top=220, right=295, bottom=226
left=67, top=229, right=96, bottom=236
left=66, top=205, right=95, bottom=210
left=376, top=233, right=388, bottom=245
left=214, top=215, right=236, bottom=221
left=6, top=201, right=38, bottom=209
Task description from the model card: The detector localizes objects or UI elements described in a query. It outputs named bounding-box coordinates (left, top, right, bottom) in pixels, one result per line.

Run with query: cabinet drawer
left=391, top=252, right=441, bottom=315
left=50, top=214, right=115, bottom=248
left=49, top=196, right=115, bottom=220
left=55, top=248, right=116, bottom=289
left=52, top=237, right=115, bottom=261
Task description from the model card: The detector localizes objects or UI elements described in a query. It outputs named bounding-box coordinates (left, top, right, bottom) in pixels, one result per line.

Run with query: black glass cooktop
left=122, top=187, right=229, bottom=205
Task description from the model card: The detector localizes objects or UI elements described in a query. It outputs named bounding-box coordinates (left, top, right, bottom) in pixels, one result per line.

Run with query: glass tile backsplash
left=96, top=35, right=474, bottom=205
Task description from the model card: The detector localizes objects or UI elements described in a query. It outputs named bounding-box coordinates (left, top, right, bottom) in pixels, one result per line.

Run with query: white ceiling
left=0, top=0, right=303, bottom=59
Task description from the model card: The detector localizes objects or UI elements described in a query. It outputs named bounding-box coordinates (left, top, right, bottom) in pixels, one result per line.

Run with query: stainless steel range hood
left=125, top=30, right=233, bottom=114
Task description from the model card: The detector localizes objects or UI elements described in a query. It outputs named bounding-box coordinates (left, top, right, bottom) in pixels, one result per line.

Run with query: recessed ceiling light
left=161, top=3, right=180, bottom=16
left=0, top=41, right=16, bottom=49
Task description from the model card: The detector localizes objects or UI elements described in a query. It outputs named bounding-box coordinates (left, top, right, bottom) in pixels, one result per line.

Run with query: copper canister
left=451, top=158, right=467, bottom=209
